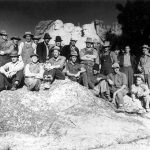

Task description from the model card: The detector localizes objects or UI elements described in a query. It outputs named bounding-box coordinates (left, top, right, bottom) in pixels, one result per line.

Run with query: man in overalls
left=18, top=32, right=36, bottom=65
left=80, top=37, right=98, bottom=88
left=100, top=41, right=113, bottom=76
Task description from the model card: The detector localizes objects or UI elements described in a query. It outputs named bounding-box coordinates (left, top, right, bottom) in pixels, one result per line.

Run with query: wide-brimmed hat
left=103, top=41, right=110, bottom=47
left=43, top=33, right=51, bottom=39
left=11, top=36, right=21, bottom=41
left=112, top=63, right=120, bottom=68
left=52, top=46, right=60, bottom=51
left=0, top=30, right=8, bottom=36
left=70, top=51, right=78, bottom=57
left=142, top=44, right=150, bottom=49
left=33, top=35, right=41, bottom=40
left=30, top=53, right=39, bottom=58
left=10, top=51, right=19, bottom=57
left=23, top=32, right=34, bottom=38
left=70, top=36, right=78, bottom=42
left=93, top=38, right=100, bottom=44
left=55, top=36, right=62, bottom=42
left=134, top=74, right=145, bottom=82
left=85, top=37, right=93, bottom=43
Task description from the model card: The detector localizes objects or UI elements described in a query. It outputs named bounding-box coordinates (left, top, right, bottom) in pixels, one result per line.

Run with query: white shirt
left=0, top=60, right=24, bottom=74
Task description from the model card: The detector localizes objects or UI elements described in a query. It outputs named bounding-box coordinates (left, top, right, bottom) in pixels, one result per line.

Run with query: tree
left=116, top=0, right=150, bottom=56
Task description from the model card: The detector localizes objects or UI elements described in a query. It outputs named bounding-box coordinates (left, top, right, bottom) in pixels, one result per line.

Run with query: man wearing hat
left=66, top=51, right=86, bottom=83
left=49, top=36, right=63, bottom=59
left=107, top=63, right=128, bottom=112
left=61, top=36, right=80, bottom=62
left=36, top=33, right=51, bottom=63
left=18, top=31, right=36, bottom=65
left=0, top=30, right=15, bottom=67
left=138, top=44, right=150, bottom=88
left=24, top=52, right=44, bottom=91
left=33, top=35, right=41, bottom=50
left=11, top=36, right=21, bottom=52
left=0, top=51, right=24, bottom=91
left=79, top=37, right=99, bottom=88
left=43, top=46, right=66, bottom=89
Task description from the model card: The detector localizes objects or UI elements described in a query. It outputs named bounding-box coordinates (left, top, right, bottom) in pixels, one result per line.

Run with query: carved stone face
left=72, top=26, right=82, bottom=37
left=54, top=20, right=64, bottom=30
left=82, top=24, right=92, bottom=37
left=64, top=23, right=74, bottom=33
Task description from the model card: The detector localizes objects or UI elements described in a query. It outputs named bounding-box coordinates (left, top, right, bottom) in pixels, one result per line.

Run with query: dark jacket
left=118, top=54, right=137, bottom=72
left=36, top=42, right=50, bottom=63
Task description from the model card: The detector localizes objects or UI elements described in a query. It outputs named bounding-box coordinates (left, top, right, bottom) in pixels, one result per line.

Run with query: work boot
left=116, top=105, right=125, bottom=113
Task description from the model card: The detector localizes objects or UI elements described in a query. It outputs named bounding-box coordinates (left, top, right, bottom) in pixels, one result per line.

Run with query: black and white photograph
left=0, top=0, right=150, bottom=149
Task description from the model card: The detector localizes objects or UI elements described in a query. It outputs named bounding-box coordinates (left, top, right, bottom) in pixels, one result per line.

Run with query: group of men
left=0, top=29, right=150, bottom=113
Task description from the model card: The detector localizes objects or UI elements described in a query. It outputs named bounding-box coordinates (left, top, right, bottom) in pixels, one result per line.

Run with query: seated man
left=0, top=51, right=24, bottom=91
left=131, top=75, right=150, bottom=113
left=66, top=51, right=87, bottom=83
left=89, top=64, right=111, bottom=101
left=107, top=63, right=128, bottom=112
left=24, top=53, right=44, bottom=91
left=43, top=46, right=66, bottom=89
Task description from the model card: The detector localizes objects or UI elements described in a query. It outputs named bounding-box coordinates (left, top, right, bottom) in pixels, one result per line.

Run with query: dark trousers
left=144, top=74, right=150, bottom=89
left=122, top=66, right=133, bottom=91
left=68, top=72, right=88, bottom=87
left=0, top=70, right=24, bottom=91
left=43, top=68, right=65, bottom=81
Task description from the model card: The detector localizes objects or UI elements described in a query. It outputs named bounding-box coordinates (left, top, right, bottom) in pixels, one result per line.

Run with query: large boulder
left=0, top=79, right=150, bottom=150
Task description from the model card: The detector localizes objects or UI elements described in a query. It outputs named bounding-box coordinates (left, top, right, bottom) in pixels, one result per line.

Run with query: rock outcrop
left=0, top=79, right=150, bottom=150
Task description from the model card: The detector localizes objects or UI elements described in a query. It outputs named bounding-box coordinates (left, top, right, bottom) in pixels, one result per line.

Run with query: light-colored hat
left=142, top=44, right=150, bottom=49
left=112, top=63, right=120, bottom=68
left=52, top=46, right=60, bottom=51
left=93, top=38, right=99, bottom=43
left=33, top=35, right=41, bottom=40
left=10, top=51, right=19, bottom=57
left=85, top=37, right=93, bottom=43
left=70, top=36, right=77, bottom=41
left=23, top=31, right=34, bottom=38
left=103, top=41, right=110, bottom=47
left=0, top=30, right=8, bottom=36
left=70, top=51, right=78, bottom=56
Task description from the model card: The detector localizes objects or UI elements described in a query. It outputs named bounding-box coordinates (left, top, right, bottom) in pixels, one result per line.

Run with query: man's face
left=53, top=50, right=60, bottom=58
left=11, top=56, right=18, bottom=63
left=86, top=42, right=91, bottom=48
left=104, top=46, right=109, bottom=52
left=125, top=46, right=130, bottom=53
left=71, top=56, right=77, bottom=63
left=44, top=39, right=50, bottom=45
left=136, top=77, right=142, bottom=85
left=2, top=35, right=7, bottom=41
left=26, top=35, right=32, bottom=42
left=143, top=48, right=149, bottom=55
left=93, top=70, right=98, bottom=75
left=34, top=39, right=39, bottom=45
left=31, top=56, right=38, bottom=63
left=114, top=49, right=120, bottom=55
left=70, top=40, right=76, bottom=46
left=114, top=67, right=120, bottom=74
left=56, top=42, right=61, bottom=47
left=13, top=39, right=19, bottom=45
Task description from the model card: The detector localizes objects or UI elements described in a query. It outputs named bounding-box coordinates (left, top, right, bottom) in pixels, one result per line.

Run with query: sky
left=0, top=0, right=127, bottom=37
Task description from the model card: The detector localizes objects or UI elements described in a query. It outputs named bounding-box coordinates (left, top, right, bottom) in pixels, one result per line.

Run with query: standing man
left=36, top=33, right=51, bottom=63
left=18, top=31, right=36, bottom=65
left=0, top=30, right=14, bottom=67
left=11, top=36, right=21, bottom=52
left=118, top=45, right=136, bottom=91
left=107, top=63, right=128, bottom=112
left=80, top=37, right=99, bottom=88
left=61, top=36, right=80, bottom=62
left=100, top=41, right=113, bottom=76
left=33, top=35, right=40, bottom=50
left=138, top=44, right=150, bottom=88
left=0, top=51, right=24, bottom=91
